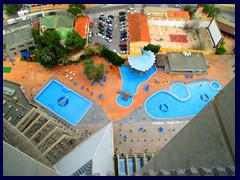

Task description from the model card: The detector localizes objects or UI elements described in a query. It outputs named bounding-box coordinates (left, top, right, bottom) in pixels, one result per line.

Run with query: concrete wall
left=148, top=18, right=212, bottom=28
left=140, top=78, right=235, bottom=173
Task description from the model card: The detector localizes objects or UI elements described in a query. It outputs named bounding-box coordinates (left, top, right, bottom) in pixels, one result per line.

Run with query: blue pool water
left=171, top=83, right=189, bottom=99
left=145, top=80, right=221, bottom=119
left=34, top=79, right=92, bottom=126
left=117, top=65, right=157, bottom=107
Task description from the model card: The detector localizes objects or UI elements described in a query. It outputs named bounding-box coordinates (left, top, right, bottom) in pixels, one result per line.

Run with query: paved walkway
left=3, top=54, right=234, bottom=122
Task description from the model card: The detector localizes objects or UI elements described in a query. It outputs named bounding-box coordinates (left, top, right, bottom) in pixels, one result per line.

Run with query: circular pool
left=210, top=81, right=221, bottom=90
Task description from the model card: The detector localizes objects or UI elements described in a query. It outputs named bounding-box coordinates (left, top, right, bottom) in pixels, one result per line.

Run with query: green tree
left=96, top=44, right=104, bottom=57
left=39, top=48, right=56, bottom=68
left=201, top=4, right=220, bottom=18
left=143, top=44, right=161, bottom=54
left=31, top=28, right=42, bottom=46
left=85, top=47, right=95, bottom=58
left=216, top=39, right=226, bottom=55
left=5, top=4, right=22, bottom=16
left=102, top=48, right=125, bottom=66
left=41, top=30, right=61, bottom=50
left=65, top=30, right=86, bottom=50
left=184, top=5, right=194, bottom=18
left=67, top=4, right=86, bottom=17
left=58, top=54, right=70, bottom=65
left=83, top=59, right=105, bottom=82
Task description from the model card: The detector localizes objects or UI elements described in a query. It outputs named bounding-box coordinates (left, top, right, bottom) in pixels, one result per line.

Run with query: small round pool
left=210, top=81, right=221, bottom=90
left=170, top=83, right=189, bottom=99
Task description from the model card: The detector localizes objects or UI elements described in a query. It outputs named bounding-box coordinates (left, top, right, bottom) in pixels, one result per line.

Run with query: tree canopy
left=102, top=48, right=125, bottom=66
left=5, top=4, right=22, bottom=16
left=83, top=59, right=105, bottom=82
left=216, top=39, right=226, bottom=55
left=67, top=4, right=86, bottom=16
left=201, top=4, right=220, bottom=18
left=65, top=30, right=86, bottom=50
left=143, top=44, right=161, bottom=54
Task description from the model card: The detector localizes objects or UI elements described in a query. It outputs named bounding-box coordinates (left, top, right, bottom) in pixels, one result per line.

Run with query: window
left=10, top=48, right=16, bottom=51
left=18, top=45, right=24, bottom=48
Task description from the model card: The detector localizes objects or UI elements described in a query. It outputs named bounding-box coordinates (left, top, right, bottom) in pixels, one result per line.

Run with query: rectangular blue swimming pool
left=34, top=79, right=92, bottom=126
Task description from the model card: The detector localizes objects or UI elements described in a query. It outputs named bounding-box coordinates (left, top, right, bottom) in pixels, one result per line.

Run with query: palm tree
left=58, top=54, right=70, bottom=65
left=40, top=47, right=55, bottom=65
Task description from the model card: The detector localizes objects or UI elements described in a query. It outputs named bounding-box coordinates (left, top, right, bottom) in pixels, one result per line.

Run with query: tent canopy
left=128, top=49, right=155, bottom=72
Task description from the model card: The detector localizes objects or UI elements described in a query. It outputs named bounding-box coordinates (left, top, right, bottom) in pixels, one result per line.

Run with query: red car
left=89, top=22, right=93, bottom=28
left=119, top=43, right=127, bottom=47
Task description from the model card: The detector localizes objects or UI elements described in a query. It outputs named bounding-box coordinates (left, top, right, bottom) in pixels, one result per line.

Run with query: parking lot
left=88, top=11, right=129, bottom=54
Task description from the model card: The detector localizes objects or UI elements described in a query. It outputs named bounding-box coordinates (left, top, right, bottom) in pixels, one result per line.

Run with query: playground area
left=149, top=25, right=214, bottom=50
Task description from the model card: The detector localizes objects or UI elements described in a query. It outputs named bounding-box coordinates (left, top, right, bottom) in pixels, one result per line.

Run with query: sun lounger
left=69, top=71, right=73, bottom=74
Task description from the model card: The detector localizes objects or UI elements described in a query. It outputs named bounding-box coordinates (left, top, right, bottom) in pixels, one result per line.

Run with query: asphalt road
left=3, top=9, right=69, bottom=30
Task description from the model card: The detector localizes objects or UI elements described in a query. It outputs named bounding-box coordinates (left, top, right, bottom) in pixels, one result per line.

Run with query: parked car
left=100, top=13, right=104, bottom=16
left=22, top=16, right=30, bottom=21
left=48, top=11, right=57, bottom=15
left=120, top=21, right=126, bottom=25
left=105, top=37, right=112, bottom=43
left=119, top=17, right=126, bottom=22
left=99, top=20, right=106, bottom=25
left=108, top=15, right=114, bottom=20
left=36, top=13, right=43, bottom=18
left=106, top=23, right=112, bottom=27
left=119, top=11, right=126, bottom=15
left=120, top=28, right=127, bottom=32
left=120, top=34, right=127, bottom=39
left=89, top=21, right=93, bottom=28
left=120, top=38, right=127, bottom=43
left=88, top=31, right=93, bottom=37
left=119, top=43, right=127, bottom=47
left=106, top=29, right=112, bottom=34
left=119, top=15, right=125, bottom=19
left=113, top=49, right=118, bottom=53
left=107, top=27, right=113, bottom=31
left=120, top=47, right=127, bottom=51
left=98, top=26, right=105, bottom=31
left=99, top=29, right=105, bottom=35
left=98, top=33, right=105, bottom=39
left=99, top=22, right=105, bottom=27
left=103, top=44, right=109, bottom=49
left=120, top=31, right=127, bottom=36
left=88, top=37, right=92, bottom=43
left=106, top=19, right=112, bottom=24
left=106, top=33, right=113, bottom=39
left=99, top=16, right=105, bottom=21
left=120, top=51, right=128, bottom=54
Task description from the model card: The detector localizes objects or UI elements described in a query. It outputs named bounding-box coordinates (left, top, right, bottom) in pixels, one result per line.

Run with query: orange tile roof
left=75, top=17, right=89, bottom=37
left=128, top=14, right=151, bottom=43
left=167, top=11, right=190, bottom=19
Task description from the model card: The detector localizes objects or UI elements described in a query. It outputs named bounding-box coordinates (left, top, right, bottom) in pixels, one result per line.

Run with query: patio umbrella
left=159, top=104, right=168, bottom=112
left=201, top=94, right=209, bottom=102
left=145, top=84, right=150, bottom=92
left=9, top=58, right=15, bottom=65
left=98, top=94, right=103, bottom=99
left=159, top=127, right=164, bottom=132
left=123, top=135, right=127, bottom=141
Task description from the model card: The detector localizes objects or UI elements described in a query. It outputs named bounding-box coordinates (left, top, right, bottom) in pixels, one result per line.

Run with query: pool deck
left=3, top=54, right=234, bottom=122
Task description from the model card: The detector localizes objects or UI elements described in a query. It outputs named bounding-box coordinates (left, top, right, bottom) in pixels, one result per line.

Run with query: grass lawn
left=3, top=67, right=12, bottom=73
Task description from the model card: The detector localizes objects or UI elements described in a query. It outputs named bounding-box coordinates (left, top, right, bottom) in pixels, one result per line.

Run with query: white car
left=22, top=16, right=30, bottom=21
left=106, top=23, right=112, bottom=27
left=97, top=33, right=106, bottom=39
left=105, top=37, right=112, bottom=43
left=120, top=28, right=127, bottom=32
left=89, top=32, right=93, bottom=37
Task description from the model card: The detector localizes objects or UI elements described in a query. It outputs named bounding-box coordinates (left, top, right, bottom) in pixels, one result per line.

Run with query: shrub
left=143, top=43, right=161, bottom=54
left=102, top=48, right=125, bottom=66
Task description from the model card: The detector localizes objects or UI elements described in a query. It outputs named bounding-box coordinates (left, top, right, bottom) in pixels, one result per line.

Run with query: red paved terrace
left=170, top=34, right=188, bottom=43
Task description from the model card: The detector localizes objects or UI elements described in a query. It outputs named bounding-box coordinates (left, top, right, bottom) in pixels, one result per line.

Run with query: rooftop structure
left=166, top=11, right=190, bottom=20
left=128, top=14, right=151, bottom=43
left=3, top=26, right=36, bottom=56
left=75, top=17, right=89, bottom=38
left=167, top=52, right=208, bottom=74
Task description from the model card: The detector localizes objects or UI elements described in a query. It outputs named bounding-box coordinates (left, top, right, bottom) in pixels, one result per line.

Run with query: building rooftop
left=3, top=26, right=33, bottom=47
left=167, top=52, right=208, bottom=72
left=166, top=11, right=190, bottom=19
left=128, top=14, right=151, bottom=43
left=74, top=17, right=89, bottom=37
